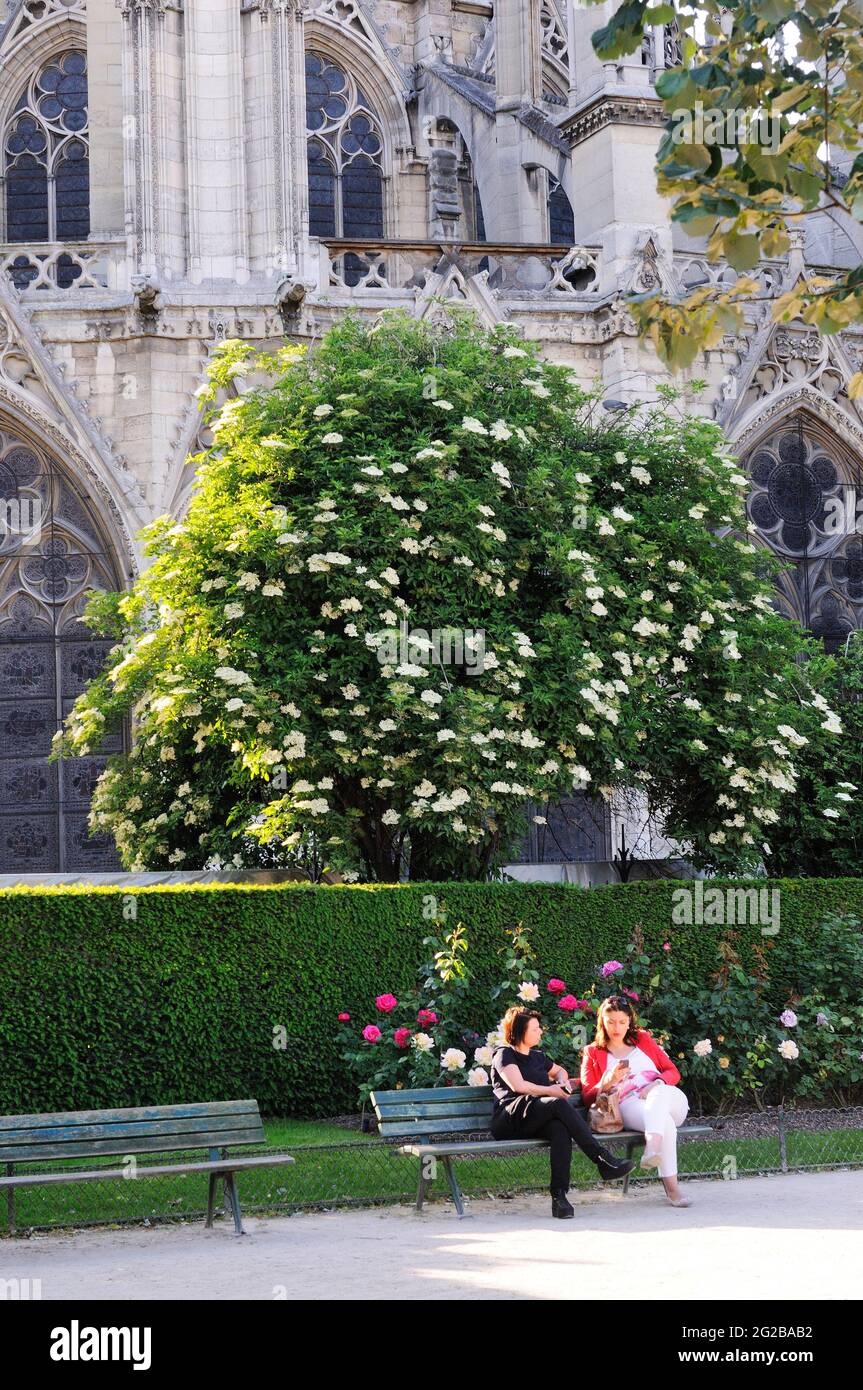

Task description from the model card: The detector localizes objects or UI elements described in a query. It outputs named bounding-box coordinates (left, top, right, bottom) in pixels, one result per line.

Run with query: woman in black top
left=491, top=1005, right=635, bottom=1218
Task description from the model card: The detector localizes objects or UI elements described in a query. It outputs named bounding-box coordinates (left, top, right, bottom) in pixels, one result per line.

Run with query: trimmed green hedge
left=1, top=877, right=861, bottom=1117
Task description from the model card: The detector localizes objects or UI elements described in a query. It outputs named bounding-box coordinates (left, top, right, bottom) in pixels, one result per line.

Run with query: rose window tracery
left=746, top=424, right=863, bottom=654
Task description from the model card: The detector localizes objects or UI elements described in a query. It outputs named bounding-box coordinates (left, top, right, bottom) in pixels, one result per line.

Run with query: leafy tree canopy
left=590, top=0, right=863, bottom=378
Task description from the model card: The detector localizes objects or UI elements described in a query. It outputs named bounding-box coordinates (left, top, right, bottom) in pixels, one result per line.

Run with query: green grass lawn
left=3, top=1119, right=862, bottom=1235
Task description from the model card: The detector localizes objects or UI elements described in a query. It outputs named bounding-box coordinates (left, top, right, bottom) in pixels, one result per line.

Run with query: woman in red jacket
left=580, top=994, right=692, bottom=1207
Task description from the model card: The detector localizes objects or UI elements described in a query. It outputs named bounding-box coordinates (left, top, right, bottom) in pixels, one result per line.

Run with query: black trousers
left=491, top=1095, right=607, bottom=1192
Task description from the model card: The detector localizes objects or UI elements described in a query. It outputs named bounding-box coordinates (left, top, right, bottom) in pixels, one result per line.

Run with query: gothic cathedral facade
left=0, top=0, right=860, bottom=873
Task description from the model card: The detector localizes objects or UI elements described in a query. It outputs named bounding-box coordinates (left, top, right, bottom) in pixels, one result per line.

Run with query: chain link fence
left=3, top=1106, right=863, bottom=1235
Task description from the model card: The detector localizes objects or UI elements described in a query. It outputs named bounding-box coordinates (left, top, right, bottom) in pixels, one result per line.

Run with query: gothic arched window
left=3, top=50, right=89, bottom=251
left=745, top=421, right=863, bottom=653
left=548, top=177, right=574, bottom=244
left=305, top=52, right=384, bottom=240
left=0, top=425, right=123, bottom=872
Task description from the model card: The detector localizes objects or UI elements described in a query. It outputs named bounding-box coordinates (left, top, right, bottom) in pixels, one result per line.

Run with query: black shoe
left=595, top=1152, right=636, bottom=1182
left=551, top=1189, right=575, bottom=1219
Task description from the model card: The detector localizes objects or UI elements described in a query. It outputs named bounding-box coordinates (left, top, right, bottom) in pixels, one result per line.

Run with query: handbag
left=588, top=1088, right=623, bottom=1133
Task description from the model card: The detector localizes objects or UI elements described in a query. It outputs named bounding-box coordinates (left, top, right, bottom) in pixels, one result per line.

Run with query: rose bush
left=341, top=916, right=863, bottom=1111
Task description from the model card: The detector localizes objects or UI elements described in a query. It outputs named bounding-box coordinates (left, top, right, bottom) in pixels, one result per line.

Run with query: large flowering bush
left=52, top=311, right=845, bottom=879
left=762, top=634, right=862, bottom=877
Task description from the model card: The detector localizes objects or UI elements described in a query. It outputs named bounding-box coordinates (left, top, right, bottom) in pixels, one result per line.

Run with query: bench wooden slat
left=0, top=1154, right=296, bottom=1190
left=371, top=1086, right=491, bottom=1106
left=0, top=1115, right=265, bottom=1149
left=375, top=1102, right=492, bottom=1121
left=378, top=1116, right=497, bottom=1139
left=0, top=1127, right=269, bottom=1164
left=400, top=1140, right=549, bottom=1157
left=399, top=1124, right=712, bottom=1158
left=0, top=1100, right=260, bottom=1133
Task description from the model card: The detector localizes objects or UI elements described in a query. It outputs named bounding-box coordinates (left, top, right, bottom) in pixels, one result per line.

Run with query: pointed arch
left=736, top=398, right=863, bottom=652
left=0, top=408, right=128, bottom=871
left=303, top=18, right=412, bottom=171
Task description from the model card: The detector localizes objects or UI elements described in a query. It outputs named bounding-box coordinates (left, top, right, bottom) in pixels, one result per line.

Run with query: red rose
left=393, top=1027, right=412, bottom=1049
left=557, top=994, right=578, bottom=1012
left=547, top=978, right=567, bottom=994
left=375, top=993, right=398, bottom=1013
left=417, top=1009, right=438, bottom=1025
left=338, top=1012, right=351, bottom=1022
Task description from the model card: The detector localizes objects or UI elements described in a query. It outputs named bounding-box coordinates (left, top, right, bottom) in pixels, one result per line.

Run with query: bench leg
left=415, top=1165, right=430, bottom=1214
left=623, top=1139, right=641, bottom=1196
left=223, top=1172, right=245, bottom=1236
left=205, top=1172, right=218, bottom=1228
left=441, top=1158, right=467, bottom=1219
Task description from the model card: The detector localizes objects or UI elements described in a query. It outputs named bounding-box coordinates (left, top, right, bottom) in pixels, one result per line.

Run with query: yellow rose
left=719, top=1057, right=730, bottom=1069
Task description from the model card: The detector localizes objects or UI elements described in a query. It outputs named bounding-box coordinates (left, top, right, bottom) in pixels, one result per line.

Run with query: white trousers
left=618, top=1084, right=690, bottom=1178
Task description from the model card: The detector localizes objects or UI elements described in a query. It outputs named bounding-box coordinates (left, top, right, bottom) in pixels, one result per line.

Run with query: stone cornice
left=561, top=94, right=666, bottom=148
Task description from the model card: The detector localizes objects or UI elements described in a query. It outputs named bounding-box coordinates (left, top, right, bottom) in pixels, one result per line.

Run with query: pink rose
left=623, top=989, right=639, bottom=1001
left=558, top=994, right=578, bottom=1012
left=417, top=1009, right=438, bottom=1025
left=375, top=994, right=398, bottom=1013
left=574, top=999, right=593, bottom=1012
left=393, top=1027, right=412, bottom=1049
left=362, top=1025, right=382, bottom=1043
left=662, top=942, right=671, bottom=951
left=338, top=1012, right=351, bottom=1022
left=547, top=978, right=567, bottom=994
left=600, top=960, right=623, bottom=977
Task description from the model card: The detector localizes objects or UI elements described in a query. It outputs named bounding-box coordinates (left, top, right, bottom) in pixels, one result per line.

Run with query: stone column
left=494, top=0, right=542, bottom=110
left=118, top=0, right=185, bottom=281
left=88, top=0, right=125, bottom=240
left=265, top=0, right=309, bottom=280
left=489, top=0, right=545, bottom=242
left=183, top=0, right=249, bottom=284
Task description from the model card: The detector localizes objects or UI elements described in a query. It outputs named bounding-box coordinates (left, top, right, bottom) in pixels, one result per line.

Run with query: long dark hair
left=594, top=994, right=640, bottom=1048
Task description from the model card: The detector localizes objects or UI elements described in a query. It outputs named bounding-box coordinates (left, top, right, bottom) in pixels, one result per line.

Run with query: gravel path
left=2, top=1168, right=862, bottom=1301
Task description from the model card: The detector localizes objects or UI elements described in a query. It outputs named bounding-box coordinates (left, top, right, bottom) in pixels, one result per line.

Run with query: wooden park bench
left=0, top=1099, right=294, bottom=1236
left=371, top=1084, right=712, bottom=1217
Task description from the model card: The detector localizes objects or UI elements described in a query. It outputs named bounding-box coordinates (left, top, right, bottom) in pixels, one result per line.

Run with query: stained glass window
left=3, top=51, right=89, bottom=249
left=548, top=177, right=574, bottom=244
left=305, top=52, right=384, bottom=246
left=745, top=423, right=863, bottom=654
left=0, top=427, right=122, bottom=871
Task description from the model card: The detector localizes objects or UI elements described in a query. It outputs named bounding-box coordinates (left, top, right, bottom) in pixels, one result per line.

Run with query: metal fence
left=3, top=1106, right=863, bottom=1235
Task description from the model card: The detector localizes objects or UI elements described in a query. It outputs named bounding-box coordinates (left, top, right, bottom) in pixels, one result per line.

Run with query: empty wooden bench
left=371, top=1084, right=712, bottom=1216
left=0, top=1099, right=294, bottom=1236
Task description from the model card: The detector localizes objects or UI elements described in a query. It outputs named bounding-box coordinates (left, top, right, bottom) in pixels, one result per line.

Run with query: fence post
left=777, top=1105, right=788, bottom=1173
